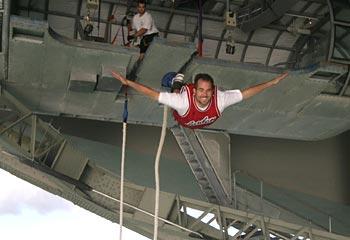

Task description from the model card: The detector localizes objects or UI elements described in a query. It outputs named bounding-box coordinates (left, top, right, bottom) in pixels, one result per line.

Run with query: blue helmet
left=161, top=72, right=177, bottom=88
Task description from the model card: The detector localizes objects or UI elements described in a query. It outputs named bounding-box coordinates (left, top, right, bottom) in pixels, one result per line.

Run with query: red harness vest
left=173, top=84, right=220, bottom=129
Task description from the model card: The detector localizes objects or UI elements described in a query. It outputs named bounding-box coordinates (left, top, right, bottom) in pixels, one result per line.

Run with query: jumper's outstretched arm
left=241, top=72, right=289, bottom=100
left=112, top=71, right=160, bottom=101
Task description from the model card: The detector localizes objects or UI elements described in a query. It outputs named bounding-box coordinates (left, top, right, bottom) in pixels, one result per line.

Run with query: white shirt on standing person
left=132, top=11, right=159, bottom=36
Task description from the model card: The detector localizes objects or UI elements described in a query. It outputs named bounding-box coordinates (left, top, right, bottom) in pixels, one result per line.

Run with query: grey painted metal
left=91, top=188, right=204, bottom=238
left=51, top=140, right=66, bottom=169
left=0, top=89, right=89, bottom=183
left=2, top=0, right=10, bottom=83
left=2, top=2, right=350, bottom=239
left=8, top=15, right=347, bottom=141
left=240, top=30, right=254, bottom=62
left=104, top=0, right=224, bottom=22
left=232, top=170, right=327, bottom=231
left=30, top=114, right=36, bottom=159
left=284, top=1, right=316, bottom=69
left=76, top=20, right=84, bottom=40
left=187, top=205, right=215, bottom=230
left=337, top=28, right=350, bottom=43
left=44, top=0, right=49, bottom=20
left=214, top=28, right=226, bottom=59
left=309, top=4, right=329, bottom=33
left=0, top=112, right=31, bottom=135
left=1, top=150, right=349, bottom=240
left=17, top=0, right=223, bottom=26
left=68, top=67, right=97, bottom=92
left=170, top=126, right=342, bottom=233
left=175, top=196, right=348, bottom=240
left=326, top=0, right=335, bottom=61
left=163, top=7, right=175, bottom=39
left=326, top=1, right=350, bottom=64
left=170, top=125, right=231, bottom=206
left=6, top=13, right=350, bottom=139
left=266, top=30, right=284, bottom=66
left=73, top=0, right=83, bottom=39
left=97, top=64, right=124, bottom=92
left=332, top=48, right=350, bottom=66
left=16, top=6, right=111, bottom=25
left=14, top=1, right=300, bottom=62
left=26, top=2, right=288, bottom=56
left=2, top=104, right=350, bottom=233
left=293, top=9, right=329, bottom=69
left=339, top=67, right=350, bottom=96
left=285, top=10, right=322, bottom=21
left=274, top=1, right=317, bottom=68
left=105, top=2, right=114, bottom=43
left=334, top=21, right=350, bottom=27
left=239, top=0, right=298, bottom=33
left=195, top=129, right=232, bottom=199
left=330, top=57, right=350, bottom=66
left=51, top=140, right=89, bottom=180
left=233, top=172, right=237, bottom=209
left=190, top=19, right=199, bottom=43
left=163, top=28, right=296, bottom=52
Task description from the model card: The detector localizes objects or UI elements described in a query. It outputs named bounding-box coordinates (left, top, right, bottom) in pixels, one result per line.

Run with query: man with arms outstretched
left=111, top=71, right=288, bottom=129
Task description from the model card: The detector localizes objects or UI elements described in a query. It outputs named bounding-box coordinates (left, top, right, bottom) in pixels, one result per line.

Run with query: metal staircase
left=0, top=148, right=348, bottom=240
left=0, top=91, right=349, bottom=240
left=0, top=89, right=89, bottom=184
left=171, top=125, right=231, bottom=206
left=170, top=125, right=350, bottom=238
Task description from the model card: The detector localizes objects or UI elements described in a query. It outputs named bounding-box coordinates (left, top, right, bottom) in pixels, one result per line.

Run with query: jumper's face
left=193, top=79, right=214, bottom=108
left=137, top=3, right=146, bottom=15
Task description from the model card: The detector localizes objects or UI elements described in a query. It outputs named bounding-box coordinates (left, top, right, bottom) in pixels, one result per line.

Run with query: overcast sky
left=0, top=169, right=150, bottom=240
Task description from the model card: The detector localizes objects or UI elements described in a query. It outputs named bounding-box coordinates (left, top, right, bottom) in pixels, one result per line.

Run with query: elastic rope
left=153, top=106, right=168, bottom=240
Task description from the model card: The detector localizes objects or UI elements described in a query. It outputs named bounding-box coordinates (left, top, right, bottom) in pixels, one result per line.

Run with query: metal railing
left=232, top=170, right=350, bottom=236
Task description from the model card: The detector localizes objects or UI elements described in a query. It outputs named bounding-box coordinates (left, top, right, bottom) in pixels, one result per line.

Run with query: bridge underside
left=1, top=1, right=350, bottom=239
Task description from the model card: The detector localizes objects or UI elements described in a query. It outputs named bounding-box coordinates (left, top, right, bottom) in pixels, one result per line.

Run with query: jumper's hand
left=271, top=72, right=289, bottom=85
left=111, top=71, right=128, bottom=85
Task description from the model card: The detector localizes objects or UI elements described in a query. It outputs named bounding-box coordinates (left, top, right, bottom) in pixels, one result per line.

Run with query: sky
left=0, top=168, right=242, bottom=240
left=0, top=168, right=150, bottom=240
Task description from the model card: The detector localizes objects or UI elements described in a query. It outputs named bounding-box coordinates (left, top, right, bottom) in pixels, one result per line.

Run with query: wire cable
left=119, top=88, right=128, bottom=240
left=91, top=189, right=203, bottom=238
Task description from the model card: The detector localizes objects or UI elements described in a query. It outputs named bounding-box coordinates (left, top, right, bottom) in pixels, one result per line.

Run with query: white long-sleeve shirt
left=158, top=88, right=243, bottom=116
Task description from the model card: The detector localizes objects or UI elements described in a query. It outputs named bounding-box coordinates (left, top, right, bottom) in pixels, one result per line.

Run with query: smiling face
left=137, top=3, right=146, bottom=15
left=193, top=79, right=214, bottom=108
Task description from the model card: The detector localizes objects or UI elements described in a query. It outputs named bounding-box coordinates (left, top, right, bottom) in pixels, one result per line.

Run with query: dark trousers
left=140, top=32, right=159, bottom=53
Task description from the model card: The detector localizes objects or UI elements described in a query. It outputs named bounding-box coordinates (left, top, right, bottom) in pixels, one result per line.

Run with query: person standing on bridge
left=127, top=0, right=159, bottom=61
left=111, top=71, right=288, bottom=129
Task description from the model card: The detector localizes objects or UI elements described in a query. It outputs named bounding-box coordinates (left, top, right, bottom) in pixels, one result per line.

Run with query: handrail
left=232, top=169, right=350, bottom=234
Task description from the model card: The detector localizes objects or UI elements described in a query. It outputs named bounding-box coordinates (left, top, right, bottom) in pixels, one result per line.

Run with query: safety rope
left=118, top=82, right=168, bottom=240
left=119, top=88, right=128, bottom=240
left=153, top=106, right=168, bottom=240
